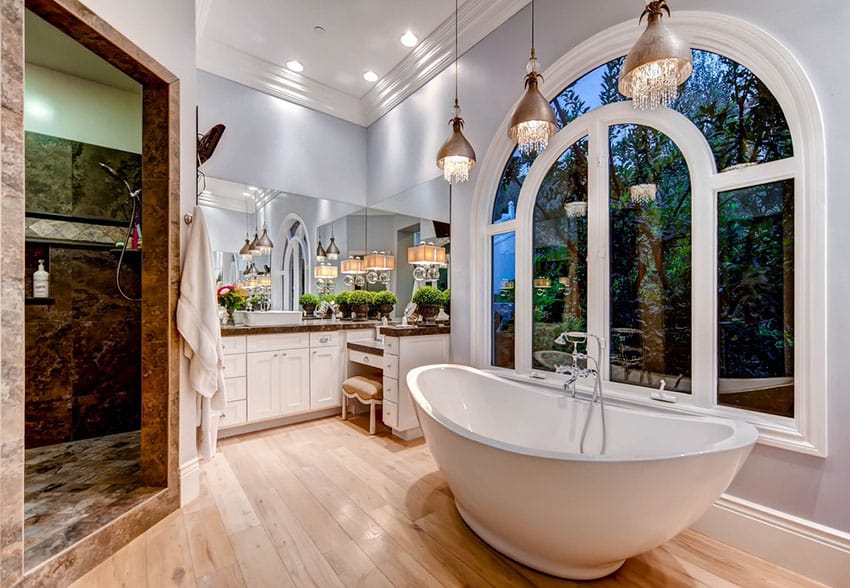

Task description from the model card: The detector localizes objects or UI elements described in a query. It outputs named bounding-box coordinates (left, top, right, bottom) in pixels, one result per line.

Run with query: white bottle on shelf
left=33, top=259, right=49, bottom=298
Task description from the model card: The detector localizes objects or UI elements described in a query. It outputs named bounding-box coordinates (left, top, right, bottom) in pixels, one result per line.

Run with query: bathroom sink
left=245, top=311, right=302, bottom=326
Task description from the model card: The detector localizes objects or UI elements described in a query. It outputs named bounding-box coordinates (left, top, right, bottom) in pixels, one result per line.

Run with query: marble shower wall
left=25, top=132, right=142, bottom=449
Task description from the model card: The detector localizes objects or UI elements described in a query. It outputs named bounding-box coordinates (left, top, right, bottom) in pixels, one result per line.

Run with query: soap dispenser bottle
left=33, top=259, right=49, bottom=298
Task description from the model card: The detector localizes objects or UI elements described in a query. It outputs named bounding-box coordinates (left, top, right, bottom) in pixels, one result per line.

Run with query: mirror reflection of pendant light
left=629, top=183, right=658, bottom=204
left=508, top=0, right=556, bottom=156
left=315, top=238, right=327, bottom=262
left=248, top=228, right=260, bottom=256
left=326, top=225, right=340, bottom=261
left=436, top=0, right=476, bottom=184
left=255, top=205, right=274, bottom=254
left=239, top=192, right=253, bottom=260
left=618, top=0, right=692, bottom=110
left=564, top=201, right=587, bottom=218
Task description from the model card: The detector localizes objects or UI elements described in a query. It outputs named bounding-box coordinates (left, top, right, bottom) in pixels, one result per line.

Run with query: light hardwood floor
left=71, top=416, right=823, bottom=587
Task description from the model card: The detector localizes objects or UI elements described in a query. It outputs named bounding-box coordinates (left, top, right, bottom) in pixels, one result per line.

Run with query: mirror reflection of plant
left=348, top=290, right=374, bottom=306
left=373, top=291, right=398, bottom=306
left=412, top=286, right=444, bottom=306
left=217, top=285, right=248, bottom=310
left=299, top=293, right=320, bottom=308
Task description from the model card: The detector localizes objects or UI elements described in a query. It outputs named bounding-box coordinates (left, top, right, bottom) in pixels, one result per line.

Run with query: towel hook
left=184, top=213, right=193, bottom=225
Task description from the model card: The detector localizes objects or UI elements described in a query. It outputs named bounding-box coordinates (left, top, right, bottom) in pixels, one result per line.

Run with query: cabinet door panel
left=280, top=349, right=310, bottom=415
left=246, top=351, right=281, bottom=421
left=310, top=347, right=340, bottom=409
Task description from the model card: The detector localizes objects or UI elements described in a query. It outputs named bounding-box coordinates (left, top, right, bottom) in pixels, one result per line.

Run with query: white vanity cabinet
left=381, top=332, right=450, bottom=438
left=220, top=327, right=373, bottom=435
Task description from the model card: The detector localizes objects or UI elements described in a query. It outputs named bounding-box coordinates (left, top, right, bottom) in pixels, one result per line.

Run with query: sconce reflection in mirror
left=365, top=251, right=395, bottom=285
left=341, top=256, right=366, bottom=288
left=408, top=242, right=447, bottom=283
left=315, top=263, right=338, bottom=295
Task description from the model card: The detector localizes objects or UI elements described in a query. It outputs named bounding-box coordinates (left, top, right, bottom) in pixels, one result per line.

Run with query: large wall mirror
left=200, top=176, right=450, bottom=319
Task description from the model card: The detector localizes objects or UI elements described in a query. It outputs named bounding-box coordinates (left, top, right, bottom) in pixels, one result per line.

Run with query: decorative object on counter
left=442, top=289, right=451, bottom=320
left=508, top=0, right=557, bottom=155
left=365, top=251, right=395, bottom=285
left=299, top=293, right=321, bottom=316
left=33, top=259, right=49, bottom=298
left=314, top=263, right=338, bottom=295
left=409, top=242, right=447, bottom=282
left=412, top=286, right=443, bottom=325
left=218, top=284, right=248, bottom=326
left=373, top=290, right=398, bottom=318
left=348, top=290, right=374, bottom=321
left=437, top=0, right=476, bottom=184
left=316, top=294, right=337, bottom=319
left=335, top=290, right=352, bottom=319
left=619, top=0, right=692, bottom=111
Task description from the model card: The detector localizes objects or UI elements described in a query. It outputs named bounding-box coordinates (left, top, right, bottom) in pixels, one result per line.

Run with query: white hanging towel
left=177, top=206, right=227, bottom=460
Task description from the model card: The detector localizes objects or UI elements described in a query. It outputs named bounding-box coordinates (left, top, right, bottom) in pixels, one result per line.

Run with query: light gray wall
left=366, top=0, right=850, bottom=533
left=78, top=0, right=198, bottom=501
left=198, top=71, right=368, bottom=206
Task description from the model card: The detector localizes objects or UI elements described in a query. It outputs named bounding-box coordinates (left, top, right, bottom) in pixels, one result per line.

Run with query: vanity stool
left=341, top=375, right=383, bottom=435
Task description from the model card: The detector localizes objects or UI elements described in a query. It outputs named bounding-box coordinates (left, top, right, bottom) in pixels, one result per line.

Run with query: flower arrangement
left=217, top=285, right=247, bottom=311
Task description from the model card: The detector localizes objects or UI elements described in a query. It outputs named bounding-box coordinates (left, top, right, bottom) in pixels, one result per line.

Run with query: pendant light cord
left=454, top=0, right=459, bottom=110
left=530, top=0, right=536, bottom=60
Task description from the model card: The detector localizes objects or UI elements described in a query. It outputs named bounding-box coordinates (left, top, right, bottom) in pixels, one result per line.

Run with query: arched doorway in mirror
left=280, top=215, right=311, bottom=310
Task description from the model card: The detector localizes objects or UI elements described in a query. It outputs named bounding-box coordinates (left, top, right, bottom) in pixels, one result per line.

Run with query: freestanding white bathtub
left=407, top=364, right=758, bottom=580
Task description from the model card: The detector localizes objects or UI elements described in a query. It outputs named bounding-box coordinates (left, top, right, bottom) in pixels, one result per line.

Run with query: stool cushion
left=342, top=376, right=383, bottom=401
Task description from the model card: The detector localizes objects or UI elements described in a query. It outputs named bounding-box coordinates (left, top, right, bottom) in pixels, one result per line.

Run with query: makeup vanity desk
left=346, top=325, right=450, bottom=440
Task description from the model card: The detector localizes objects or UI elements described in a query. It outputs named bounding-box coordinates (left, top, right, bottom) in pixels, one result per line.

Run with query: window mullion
left=691, top=163, right=717, bottom=409
left=587, top=119, right=608, bottom=379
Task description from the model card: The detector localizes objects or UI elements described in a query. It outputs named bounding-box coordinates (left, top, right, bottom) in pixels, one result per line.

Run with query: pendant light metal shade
left=239, top=237, right=252, bottom=259
left=248, top=231, right=260, bottom=256
left=255, top=226, right=274, bottom=254
left=326, top=236, right=340, bottom=260
left=508, top=71, right=557, bottom=155
left=316, top=239, right=327, bottom=262
left=618, top=1, right=692, bottom=110
left=437, top=111, right=476, bottom=184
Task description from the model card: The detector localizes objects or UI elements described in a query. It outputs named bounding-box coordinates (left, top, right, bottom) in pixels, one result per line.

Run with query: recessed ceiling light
left=286, top=60, right=304, bottom=73
left=400, top=31, right=419, bottom=47
left=363, top=71, right=379, bottom=83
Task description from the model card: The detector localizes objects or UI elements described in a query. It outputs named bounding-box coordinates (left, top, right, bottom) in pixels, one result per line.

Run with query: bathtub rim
left=408, top=363, right=759, bottom=464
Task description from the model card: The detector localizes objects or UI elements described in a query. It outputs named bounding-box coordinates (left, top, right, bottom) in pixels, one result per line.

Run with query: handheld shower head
left=99, top=162, right=139, bottom=201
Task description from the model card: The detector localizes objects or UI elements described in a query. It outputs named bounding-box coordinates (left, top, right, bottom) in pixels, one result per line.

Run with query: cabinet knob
left=320, top=336, right=330, bottom=343
left=363, top=356, right=369, bottom=363
left=272, top=354, right=278, bottom=357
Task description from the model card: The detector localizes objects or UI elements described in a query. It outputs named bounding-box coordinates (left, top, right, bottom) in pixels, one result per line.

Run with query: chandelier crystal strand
left=630, top=58, right=681, bottom=110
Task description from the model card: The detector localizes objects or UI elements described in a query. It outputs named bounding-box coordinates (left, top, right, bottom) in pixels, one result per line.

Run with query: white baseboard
left=692, top=494, right=850, bottom=587
left=178, top=457, right=201, bottom=507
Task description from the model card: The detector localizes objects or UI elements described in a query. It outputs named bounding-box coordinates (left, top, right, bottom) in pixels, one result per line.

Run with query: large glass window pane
left=718, top=180, right=794, bottom=417
left=609, top=125, right=691, bottom=392
left=532, top=137, right=588, bottom=371
left=492, top=232, right=516, bottom=368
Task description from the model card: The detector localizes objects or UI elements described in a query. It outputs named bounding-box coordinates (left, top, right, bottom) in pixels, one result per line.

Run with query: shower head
left=99, top=162, right=139, bottom=201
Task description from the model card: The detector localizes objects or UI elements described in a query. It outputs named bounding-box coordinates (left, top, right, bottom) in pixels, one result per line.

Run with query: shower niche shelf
left=25, top=297, right=55, bottom=306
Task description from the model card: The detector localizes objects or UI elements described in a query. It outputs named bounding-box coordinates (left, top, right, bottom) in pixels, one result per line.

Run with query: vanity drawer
left=222, top=400, right=247, bottom=427
left=246, top=333, right=310, bottom=352
left=225, top=376, right=246, bottom=402
left=221, top=336, right=246, bottom=355
left=384, top=337, right=399, bottom=355
left=382, top=377, right=398, bottom=403
left=310, top=331, right=339, bottom=348
left=348, top=349, right=382, bottom=367
left=222, top=355, right=246, bottom=378
left=382, top=400, right=398, bottom=429
left=383, top=354, right=399, bottom=379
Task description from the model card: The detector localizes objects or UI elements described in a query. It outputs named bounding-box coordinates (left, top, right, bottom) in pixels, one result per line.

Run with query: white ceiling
left=197, top=0, right=529, bottom=126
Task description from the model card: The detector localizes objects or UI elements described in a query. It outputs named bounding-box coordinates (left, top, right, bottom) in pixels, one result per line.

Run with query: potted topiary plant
left=441, top=288, right=451, bottom=320
left=348, top=290, right=373, bottom=321
left=299, top=293, right=320, bottom=316
left=413, top=286, right=443, bottom=325
left=335, top=291, right=352, bottom=319
left=373, top=290, right=398, bottom=318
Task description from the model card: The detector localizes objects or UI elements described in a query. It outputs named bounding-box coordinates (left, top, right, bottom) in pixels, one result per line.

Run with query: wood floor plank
left=203, top=453, right=261, bottom=535
left=228, top=525, right=297, bottom=588
left=145, top=511, right=194, bottom=587
left=183, top=502, right=237, bottom=580
left=195, top=563, right=246, bottom=588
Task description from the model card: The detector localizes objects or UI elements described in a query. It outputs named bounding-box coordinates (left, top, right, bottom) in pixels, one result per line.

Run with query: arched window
left=473, top=13, right=825, bottom=455
left=279, top=217, right=310, bottom=311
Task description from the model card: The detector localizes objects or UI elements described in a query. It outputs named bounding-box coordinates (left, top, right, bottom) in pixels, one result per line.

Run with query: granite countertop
left=347, top=339, right=385, bottom=356
left=221, top=320, right=379, bottom=336
left=380, top=324, right=451, bottom=337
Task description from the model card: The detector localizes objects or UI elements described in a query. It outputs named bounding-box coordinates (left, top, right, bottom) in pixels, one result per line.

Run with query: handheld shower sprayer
left=98, top=162, right=141, bottom=202
left=98, top=161, right=141, bottom=302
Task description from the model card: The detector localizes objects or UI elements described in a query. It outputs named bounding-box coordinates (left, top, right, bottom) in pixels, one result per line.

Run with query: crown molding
left=196, top=0, right=529, bottom=127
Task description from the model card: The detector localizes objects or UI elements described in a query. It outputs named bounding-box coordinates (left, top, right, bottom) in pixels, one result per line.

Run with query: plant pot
left=302, top=304, right=317, bottom=316
left=225, top=308, right=236, bottom=326
left=337, top=302, right=351, bottom=319
left=378, top=303, right=394, bottom=318
left=418, top=304, right=440, bottom=325
left=351, top=303, right=370, bottom=321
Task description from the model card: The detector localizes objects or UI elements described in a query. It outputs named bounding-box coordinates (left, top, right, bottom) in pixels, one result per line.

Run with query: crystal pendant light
left=248, top=228, right=260, bottom=256
left=436, top=0, right=476, bottom=184
left=618, top=1, right=693, bottom=110
left=629, top=183, right=658, bottom=204
left=239, top=237, right=252, bottom=260
left=326, top=236, right=340, bottom=261
left=256, top=225, right=273, bottom=254
left=508, top=0, right=556, bottom=155
left=564, top=201, right=587, bottom=218
left=315, top=238, right=327, bottom=262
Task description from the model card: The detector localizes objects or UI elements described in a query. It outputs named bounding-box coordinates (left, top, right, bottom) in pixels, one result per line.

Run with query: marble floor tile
left=23, top=431, right=159, bottom=569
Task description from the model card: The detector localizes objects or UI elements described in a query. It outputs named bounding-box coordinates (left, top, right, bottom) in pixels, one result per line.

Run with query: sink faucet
left=554, top=331, right=606, bottom=455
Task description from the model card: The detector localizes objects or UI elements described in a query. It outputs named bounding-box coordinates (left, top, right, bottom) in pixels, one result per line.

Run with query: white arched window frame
left=471, top=12, right=826, bottom=456
left=275, top=214, right=311, bottom=311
